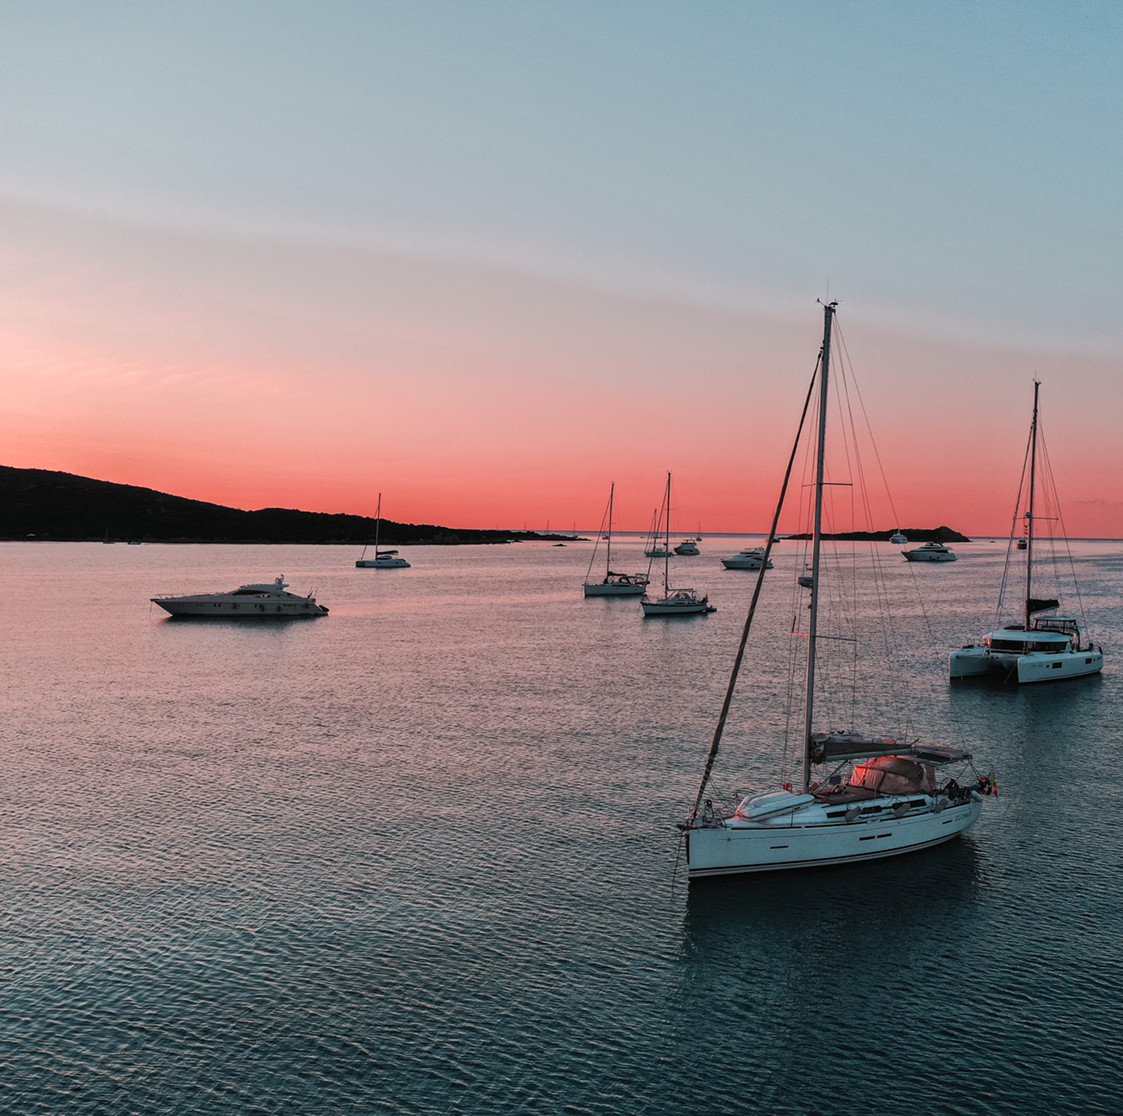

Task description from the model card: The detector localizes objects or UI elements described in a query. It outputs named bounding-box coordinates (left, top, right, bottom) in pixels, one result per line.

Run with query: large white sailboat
left=679, top=302, right=995, bottom=879
left=641, top=472, right=712, bottom=617
left=356, top=493, right=411, bottom=569
left=583, top=484, right=649, bottom=597
left=950, top=381, right=1102, bottom=684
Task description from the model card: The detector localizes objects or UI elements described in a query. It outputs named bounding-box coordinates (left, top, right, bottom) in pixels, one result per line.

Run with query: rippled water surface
left=2, top=539, right=1122, bottom=1114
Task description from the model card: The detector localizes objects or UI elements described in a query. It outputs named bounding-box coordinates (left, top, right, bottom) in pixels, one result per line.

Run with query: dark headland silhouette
left=0, top=466, right=577, bottom=545
left=0, top=466, right=972, bottom=546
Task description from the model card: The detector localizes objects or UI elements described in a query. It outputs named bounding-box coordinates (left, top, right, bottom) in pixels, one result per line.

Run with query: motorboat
left=151, top=576, right=328, bottom=618
left=950, top=382, right=1102, bottom=684
left=678, top=302, right=994, bottom=878
left=902, top=541, right=956, bottom=562
left=890, top=531, right=908, bottom=544
left=721, top=547, right=773, bottom=570
left=583, top=483, right=649, bottom=597
left=674, top=538, right=700, bottom=556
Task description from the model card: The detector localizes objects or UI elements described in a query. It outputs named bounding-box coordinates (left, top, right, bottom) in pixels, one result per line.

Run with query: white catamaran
left=949, top=381, right=1102, bottom=684
left=356, top=493, right=410, bottom=569
left=679, top=302, right=995, bottom=879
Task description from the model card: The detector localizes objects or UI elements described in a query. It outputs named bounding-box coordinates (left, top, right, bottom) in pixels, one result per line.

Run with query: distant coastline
left=0, top=466, right=579, bottom=546
left=783, top=527, right=972, bottom=543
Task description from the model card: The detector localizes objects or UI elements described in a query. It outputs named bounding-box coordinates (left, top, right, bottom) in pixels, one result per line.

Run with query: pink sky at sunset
left=2, top=3, right=1121, bottom=537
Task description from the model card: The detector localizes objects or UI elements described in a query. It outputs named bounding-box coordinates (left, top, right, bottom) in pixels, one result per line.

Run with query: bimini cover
left=810, top=731, right=901, bottom=763
left=847, top=756, right=934, bottom=795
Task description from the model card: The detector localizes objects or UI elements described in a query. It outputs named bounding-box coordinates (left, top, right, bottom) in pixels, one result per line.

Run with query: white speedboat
left=721, top=547, right=773, bottom=570
left=890, top=531, right=908, bottom=544
left=583, top=483, right=649, bottom=597
left=641, top=472, right=712, bottom=616
left=902, top=540, right=956, bottom=562
left=151, top=576, right=328, bottom=618
left=356, top=493, right=411, bottom=569
left=950, top=382, right=1102, bottom=684
left=679, top=302, right=994, bottom=879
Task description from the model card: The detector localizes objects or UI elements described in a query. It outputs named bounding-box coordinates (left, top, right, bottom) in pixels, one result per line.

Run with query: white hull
left=356, top=557, right=410, bottom=568
left=722, top=556, right=772, bottom=570
left=584, top=580, right=648, bottom=597
left=950, top=645, right=1103, bottom=683
left=152, top=577, right=328, bottom=618
left=902, top=547, right=956, bottom=562
left=641, top=594, right=711, bottom=616
left=684, top=795, right=982, bottom=877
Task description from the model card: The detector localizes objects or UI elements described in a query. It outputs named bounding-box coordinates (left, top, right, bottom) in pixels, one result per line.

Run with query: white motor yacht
left=902, top=541, right=956, bottom=562
left=151, top=577, right=329, bottom=618
left=721, top=547, right=773, bottom=570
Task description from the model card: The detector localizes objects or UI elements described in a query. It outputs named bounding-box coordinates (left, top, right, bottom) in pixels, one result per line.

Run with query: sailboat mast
left=606, top=483, right=615, bottom=570
left=1024, top=380, right=1040, bottom=630
left=375, top=492, right=382, bottom=555
left=663, top=471, right=672, bottom=593
left=802, top=302, right=836, bottom=795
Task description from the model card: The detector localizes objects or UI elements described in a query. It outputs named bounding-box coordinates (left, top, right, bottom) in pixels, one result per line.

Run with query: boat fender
left=844, top=807, right=861, bottom=822
left=892, top=803, right=910, bottom=818
left=932, top=798, right=947, bottom=813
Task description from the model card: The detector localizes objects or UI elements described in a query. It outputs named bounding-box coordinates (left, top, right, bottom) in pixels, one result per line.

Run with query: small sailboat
left=641, top=472, right=712, bottom=617
left=356, top=494, right=411, bottom=569
left=679, top=302, right=994, bottom=878
left=583, top=484, right=649, bottom=597
left=949, top=381, right=1102, bottom=684
left=644, top=508, right=669, bottom=558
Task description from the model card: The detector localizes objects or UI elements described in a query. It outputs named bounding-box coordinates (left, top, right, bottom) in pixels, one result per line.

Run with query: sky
left=1, top=0, right=1121, bottom=536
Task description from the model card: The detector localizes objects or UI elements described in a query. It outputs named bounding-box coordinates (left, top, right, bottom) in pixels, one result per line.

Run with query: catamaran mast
left=802, top=301, right=836, bottom=795
left=374, top=492, right=382, bottom=556
left=1024, top=380, right=1040, bottom=630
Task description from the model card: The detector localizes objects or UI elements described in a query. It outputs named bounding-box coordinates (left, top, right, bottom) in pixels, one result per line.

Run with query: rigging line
left=688, top=350, right=822, bottom=822
left=1037, top=426, right=1088, bottom=622
left=831, top=323, right=912, bottom=734
left=995, top=413, right=1035, bottom=627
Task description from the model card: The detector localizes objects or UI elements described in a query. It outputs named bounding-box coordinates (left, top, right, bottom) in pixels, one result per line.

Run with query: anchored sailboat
left=949, top=381, right=1101, bottom=683
left=356, top=494, right=411, bottom=569
left=641, top=472, right=712, bottom=617
left=679, top=302, right=994, bottom=878
left=583, top=484, right=649, bottom=597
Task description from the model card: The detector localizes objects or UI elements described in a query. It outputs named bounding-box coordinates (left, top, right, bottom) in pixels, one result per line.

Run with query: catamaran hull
left=950, top=646, right=1103, bottom=683
left=683, top=800, right=982, bottom=878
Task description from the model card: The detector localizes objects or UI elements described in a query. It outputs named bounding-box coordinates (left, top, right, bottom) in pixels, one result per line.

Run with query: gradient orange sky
left=2, top=4, right=1121, bottom=536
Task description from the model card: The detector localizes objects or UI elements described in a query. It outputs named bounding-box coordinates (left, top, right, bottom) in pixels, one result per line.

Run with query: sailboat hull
left=683, top=798, right=982, bottom=878
left=584, top=580, right=647, bottom=597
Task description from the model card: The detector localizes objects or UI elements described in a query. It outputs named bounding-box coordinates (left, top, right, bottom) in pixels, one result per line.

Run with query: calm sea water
left=1, top=538, right=1121, bottom=1115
